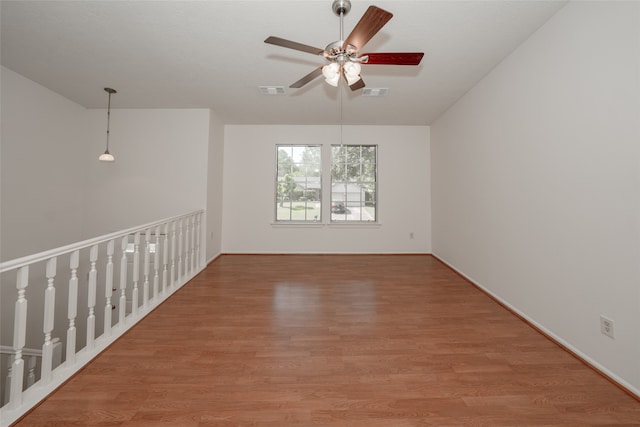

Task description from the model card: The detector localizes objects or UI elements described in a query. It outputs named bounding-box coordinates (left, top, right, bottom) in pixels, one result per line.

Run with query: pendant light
left=98, top=87, right=117, bottom=162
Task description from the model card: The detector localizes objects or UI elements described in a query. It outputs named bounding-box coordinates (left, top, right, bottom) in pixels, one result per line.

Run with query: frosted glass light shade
left=344, top=61, right=362, bottom=85
left=322, top=63, right=341, bottom=86
left=325, top=75, right=340, bottom=87
left=99, top=150, right=115, bottom=162
left=344, top=61, right=361, bottom=77
left=322, top=62, right=340, bottom=79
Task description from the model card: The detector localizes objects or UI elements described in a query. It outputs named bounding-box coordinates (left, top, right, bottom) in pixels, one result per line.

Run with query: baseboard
left=206, top=252, right=222, bottom=266
left=218, top=251, right=433, bottom=256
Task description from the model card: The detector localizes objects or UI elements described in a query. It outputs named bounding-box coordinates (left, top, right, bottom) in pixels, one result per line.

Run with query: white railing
left=1, top=340, right=62, bottom=406
left=0, top=210, right=204, bottom=427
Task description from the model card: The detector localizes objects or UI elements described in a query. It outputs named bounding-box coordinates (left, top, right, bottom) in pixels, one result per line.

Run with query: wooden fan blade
left=264, top=36, right=325, bottom=55
left=290, top=66, right=324, bottom=88
left=349, top=77, right=366, bottom=91
left=362, top=52, right=424, bottom=65
left=343, top=6, right=393, bottom=52
left=341, top=73, right=366, bottom=91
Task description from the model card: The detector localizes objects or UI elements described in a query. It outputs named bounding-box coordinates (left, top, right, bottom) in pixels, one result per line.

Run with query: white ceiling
left=1, top=0, right=567, bottom=125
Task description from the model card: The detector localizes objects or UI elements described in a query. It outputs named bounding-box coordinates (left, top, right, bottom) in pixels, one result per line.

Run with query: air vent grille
left=258, top=86, right=286, bottom=95
left=362, top=88, right=389, bottom=97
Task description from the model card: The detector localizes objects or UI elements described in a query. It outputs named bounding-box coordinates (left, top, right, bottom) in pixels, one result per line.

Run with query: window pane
left=331, top=145, right=377, bottom=222
left=276, top=145, right=322, bottom=222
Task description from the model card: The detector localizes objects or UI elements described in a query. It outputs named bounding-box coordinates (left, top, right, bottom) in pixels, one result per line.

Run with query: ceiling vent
left=259, top=86, right=286, bottom=95
left=362, top=88, right=389, bottom=97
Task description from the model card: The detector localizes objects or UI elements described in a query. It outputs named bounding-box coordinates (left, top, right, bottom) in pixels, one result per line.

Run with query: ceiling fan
left=264, top=0, right=424, bottom=91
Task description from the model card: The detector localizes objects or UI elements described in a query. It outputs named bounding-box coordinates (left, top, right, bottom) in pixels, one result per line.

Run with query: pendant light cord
left=105, top=91, right=112, bottom=151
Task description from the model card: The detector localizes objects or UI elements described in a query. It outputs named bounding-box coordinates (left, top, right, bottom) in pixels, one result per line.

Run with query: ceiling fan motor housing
left=332, top=0, right=351, bottom=17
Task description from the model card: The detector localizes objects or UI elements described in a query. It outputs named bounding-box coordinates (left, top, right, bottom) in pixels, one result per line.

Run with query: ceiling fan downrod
left=332, top=0, right=349, bottom=49
left=325, top=0, right=357, bottom=64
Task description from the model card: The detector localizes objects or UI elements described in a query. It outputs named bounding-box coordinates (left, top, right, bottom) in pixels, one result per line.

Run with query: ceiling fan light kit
left=264, top=0, right=424, bottom=91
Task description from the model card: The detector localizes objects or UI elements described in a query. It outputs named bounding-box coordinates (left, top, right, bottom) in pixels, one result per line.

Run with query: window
left=331, top=145, right=377, bottom=222
left=275, top=145, right=322, bottom=222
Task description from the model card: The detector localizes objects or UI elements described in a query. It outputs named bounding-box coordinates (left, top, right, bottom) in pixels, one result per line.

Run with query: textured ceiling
left=1, top=0, right=567, bottom=125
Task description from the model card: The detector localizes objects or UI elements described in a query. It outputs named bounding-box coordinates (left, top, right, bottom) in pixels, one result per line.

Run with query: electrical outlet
left=600, top=315, right=615, bottom=339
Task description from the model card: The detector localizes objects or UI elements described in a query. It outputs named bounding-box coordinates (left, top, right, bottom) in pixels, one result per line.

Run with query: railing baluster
left=191, top=215, right=196, bottom=273
left=185, top=216, right=190, bottom=274
left=104, top=240, right=114, bottom=337
left=178, top=218, right=184, bottom=280
left=153, top=226, right=160, bottom=301
left=184, top=217, right=191, bottom=276
left=41, top=257, right=57, bottom=384
left=132, top=232, right=140, bottom=315
left=86, top=245, right=98, bottom=350
left=190, top=215, right=196, bottom=273
left=196, top=212, right=202, bottom=268
left=192, top=214, right=198, bottom=270
left=162, top=223, right=169, bottom=294
left=66, top=251, right=79, bottom=365
left=143, top=229, right=150, bottom=308
left=170, top=221, right=177, bottom=288
left=9, top=266, right=28, bottom=409
left=119, top=236, right=128, bottom=324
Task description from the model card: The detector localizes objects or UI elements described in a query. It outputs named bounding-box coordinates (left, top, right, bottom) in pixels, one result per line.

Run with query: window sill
left=327, top=222, right=381, bottom=229
left=271, top=222, right=324, bottom=228
left=271, top=222, right=381, bottom=228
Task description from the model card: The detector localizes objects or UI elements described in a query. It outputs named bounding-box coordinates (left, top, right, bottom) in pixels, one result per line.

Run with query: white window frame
left=273, top=143, right=379, bottom=225
left=330, top=144, right=378, bottom=223
left=275, top=144, right=322, bottom=223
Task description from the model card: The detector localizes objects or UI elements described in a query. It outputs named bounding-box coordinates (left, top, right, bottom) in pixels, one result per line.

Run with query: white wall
left=206, top=110, right=225, bottom=262
left=1, top=68, right=212, bottom=258
left=82, top=108, right=210, bottom=239
left=222, top=125, right=430, bottom=254
left=431, top=1, right=640, bottom=394
left=1, top=67, right=88, bottom=261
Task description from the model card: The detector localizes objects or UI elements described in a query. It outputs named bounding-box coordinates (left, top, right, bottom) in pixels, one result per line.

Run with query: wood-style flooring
left=14, top=255, right=640, bottom=426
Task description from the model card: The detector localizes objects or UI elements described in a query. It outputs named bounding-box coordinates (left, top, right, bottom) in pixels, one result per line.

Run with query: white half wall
left=1, top=67, right=88, bottom=261
left=222, top=125, right=430, bottom=254
left=431, top=1, right=640, bottom=393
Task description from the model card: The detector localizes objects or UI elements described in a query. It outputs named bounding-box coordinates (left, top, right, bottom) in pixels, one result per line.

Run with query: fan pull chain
left=340, top=85, right=344, bottom=148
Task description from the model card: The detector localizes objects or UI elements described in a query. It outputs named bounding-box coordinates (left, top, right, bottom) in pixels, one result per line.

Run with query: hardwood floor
left=14, top=255, right=640, bottom=426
